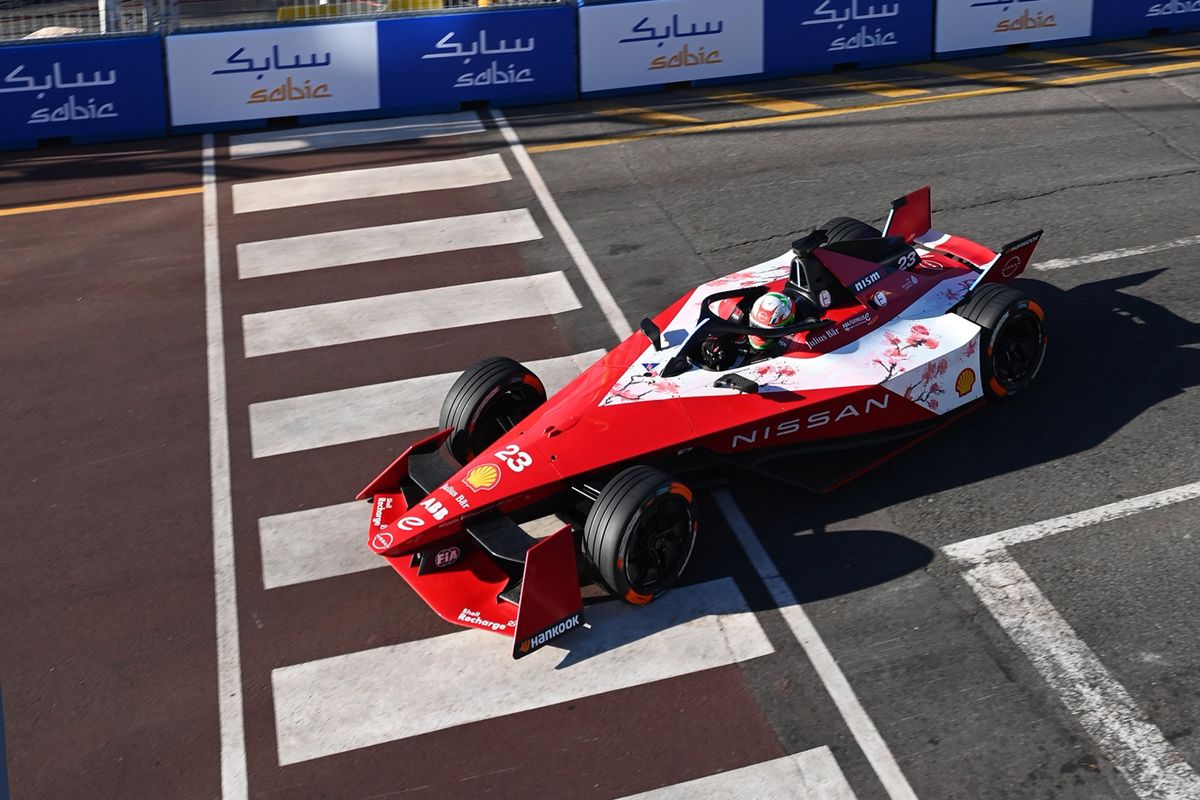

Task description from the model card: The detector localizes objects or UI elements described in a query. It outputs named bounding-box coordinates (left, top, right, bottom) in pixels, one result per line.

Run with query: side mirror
left=640, top=317, right=663, bottom=351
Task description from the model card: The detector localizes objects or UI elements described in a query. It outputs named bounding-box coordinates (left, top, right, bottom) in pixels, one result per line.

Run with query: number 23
left=495, top=444, right=532, bottom=472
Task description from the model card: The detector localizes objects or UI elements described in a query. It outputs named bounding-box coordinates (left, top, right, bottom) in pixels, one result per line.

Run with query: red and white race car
left=358, top=187, right=1048, bottom=658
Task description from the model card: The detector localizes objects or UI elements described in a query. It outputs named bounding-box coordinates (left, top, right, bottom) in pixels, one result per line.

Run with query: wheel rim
left=467, top=382, right=543, bottom=458
left=624, top=493, right=694, bottom=595
left=992, top=310, right=1044, bottom=389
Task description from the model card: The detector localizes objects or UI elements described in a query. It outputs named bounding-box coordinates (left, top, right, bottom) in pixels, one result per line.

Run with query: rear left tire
left=583, top=466, right=697, bottom=605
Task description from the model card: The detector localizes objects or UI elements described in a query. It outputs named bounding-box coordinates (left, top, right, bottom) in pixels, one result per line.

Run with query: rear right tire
left=819, top=216, right=883, bottom=243
left=955, top=284, right=1048, bottom=398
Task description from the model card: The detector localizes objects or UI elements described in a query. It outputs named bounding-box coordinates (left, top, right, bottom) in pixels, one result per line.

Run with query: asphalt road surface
left=2, top=35, right=1199, bottom=800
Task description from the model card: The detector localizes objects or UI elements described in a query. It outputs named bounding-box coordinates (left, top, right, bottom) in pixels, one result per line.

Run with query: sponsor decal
left=495, top=443, right=533, bottom=472
left=818, top=289, right=833, bottom=309
left=873, top=290, right=888, bottom=307
left=995, top=10, right=1056, bottom=32
left=371, top=496, right=393, bottom=528
left=901, top=274, right=919, bottom=290
left=440, top=483, right=470, bottom=509
left=852, top=270, right=882, bottom=293
left=1148, top=1, right=1200, bottom=16
left=419, top=497, right=448, bottom=520
left=458, top=608, right=515, bottom=633
left=955, top=368, right=977, bottom=397
left=842, top=311, right=872, bottom=331
left=918, top=258, right=943, bottom=272
left=730, top=394, right=892, bottom=448
left=434, top=546, right=461, bottom=568
left=464, top=463, right=502, bottom=492
left=518, top=611, right=583, bottom=655
left=396, top=515, right=425, bottom=532
left=371, top=531, right=394, bottom=551
left=1000, top=255, right=1023, bottom=279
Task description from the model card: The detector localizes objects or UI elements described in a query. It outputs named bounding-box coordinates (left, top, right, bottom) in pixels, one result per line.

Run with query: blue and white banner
left=1094, top=0, right=1200, bottom=38
left=166, top=22, right=380, bottom=126
left=377, top=5, right=575, bottom=109
left=0, top=36, right=165, bottom=147
left=766, top=0, right=933, bottom=73
left=580, top=0, right=764, bottom=92
left=936, top=0, right=1093, bottom=54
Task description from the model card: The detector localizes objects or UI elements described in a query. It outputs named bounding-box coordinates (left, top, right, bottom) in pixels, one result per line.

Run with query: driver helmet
left=747, top=291, right=795, bottom=351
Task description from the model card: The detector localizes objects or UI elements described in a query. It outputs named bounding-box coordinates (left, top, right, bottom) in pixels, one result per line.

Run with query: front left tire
left=439, top=357, right=546, bottom=463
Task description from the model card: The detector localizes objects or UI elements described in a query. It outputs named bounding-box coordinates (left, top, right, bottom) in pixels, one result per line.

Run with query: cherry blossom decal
left=872, top=324, right=941, bottom=380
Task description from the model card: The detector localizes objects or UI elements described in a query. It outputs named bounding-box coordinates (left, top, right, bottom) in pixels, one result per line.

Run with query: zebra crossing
left=210, top=112, right=865, bottom=798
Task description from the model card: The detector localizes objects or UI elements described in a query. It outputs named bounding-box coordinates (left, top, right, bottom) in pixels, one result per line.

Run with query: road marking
left=526, top=85, right=1022, bottom=154
left=1112, top=41, right=1200, bottom=59
left=944, top=480, right=1200, bottom=562
left=202, top=135, right=248, bottom=800
left=799, top=75, right=927, bottom=98
left=0, top=186, right=202, bottom=217
left=259, top=502, right=373, bottom=588
left=228, top=112, right=484, bottom=159
left=1019, top=49, right=1124, bottom=71
left=618, top=747, right=858, bottom=800
left=236, top=207, right=543, bottom=279
left=905, top=61, right=1040, bottom=84
left=242, top=271, right=581, bottom=359
left=944, top=486, right=1200, bottom=800
left=271, top=576, right=773, bottom=765
left=249, top=350, right=604, bottom=457
left=1036, top=234, right=1200, bottom=271
left=593, top=104, right=703, bottom=125
left=714, top=491, right=917, bottom=800
left=698, top=89, right=823, bottom=112
left=492, top=109, right=634, bottom=340
left=232, top=154, right=511, bottom=213
left=0, top=680, right=9, bottom=800
left=1047, top=57, right=1200, bottom=86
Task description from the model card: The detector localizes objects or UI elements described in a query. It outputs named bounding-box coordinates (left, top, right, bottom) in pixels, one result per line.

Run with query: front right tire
left=583, top=466, right=697, bottom=605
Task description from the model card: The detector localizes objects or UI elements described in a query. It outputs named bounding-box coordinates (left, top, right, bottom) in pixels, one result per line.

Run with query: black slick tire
left=439, top=357, right=546, bottom=463
left=820, top=216, right=883, bottom=243
left=955, top=283, right=1048, bottom=398
left=583, top=465, right=697, bottom=605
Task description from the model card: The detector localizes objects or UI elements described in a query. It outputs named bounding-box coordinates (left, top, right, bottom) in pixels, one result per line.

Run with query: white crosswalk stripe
left=618, top=748, right=858, bottom=800
left=242, top=271, right=582, bottom=358
left=271, top=577, right=773, bottom=765
left=228, top=112, right=485, bottom=159
left=236, top=208, right=543, bottom=279
left=232, top=154, right=512, bottom=213
left=249, top=350, right=604, bottom=457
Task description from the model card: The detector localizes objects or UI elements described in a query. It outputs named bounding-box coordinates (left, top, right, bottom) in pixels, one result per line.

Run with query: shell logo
left=955, top=368, right=977, bottom=397
left=463, top=463, right=502, bottom=492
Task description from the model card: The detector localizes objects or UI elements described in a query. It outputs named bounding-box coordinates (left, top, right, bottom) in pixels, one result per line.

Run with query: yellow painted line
left=1018, top=49, right=1124, bottom=71
left=0, top=185, right=203, bottom=217
left=592, top=104, right=702, bottom=125
left=906, top=61, right=1040, bottom=84
left=1046, top=57, right=1200, bottom=86
left=1110, top=41, right=1200, bottom=59
left=800, top=75, right=928, bottom=98
left=697, top=89, right=822, bottom=113
left=528, top=85, right=1022, bottom=154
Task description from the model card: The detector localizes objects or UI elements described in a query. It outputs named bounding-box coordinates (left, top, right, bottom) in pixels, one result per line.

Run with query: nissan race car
left=358, top=187, right=1048, bottom=658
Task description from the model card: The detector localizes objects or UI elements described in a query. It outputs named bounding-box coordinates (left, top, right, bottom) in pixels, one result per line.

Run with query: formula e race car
left=358, top=187, right=1048, bottom=658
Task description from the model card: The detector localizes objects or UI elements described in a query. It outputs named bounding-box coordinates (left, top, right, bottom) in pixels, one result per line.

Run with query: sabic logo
left=994, top=10, right=1057, bottom=32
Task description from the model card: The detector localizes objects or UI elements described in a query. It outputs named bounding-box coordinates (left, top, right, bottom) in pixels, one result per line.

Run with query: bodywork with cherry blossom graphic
left=356, top=187, right=1049, bottom=658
